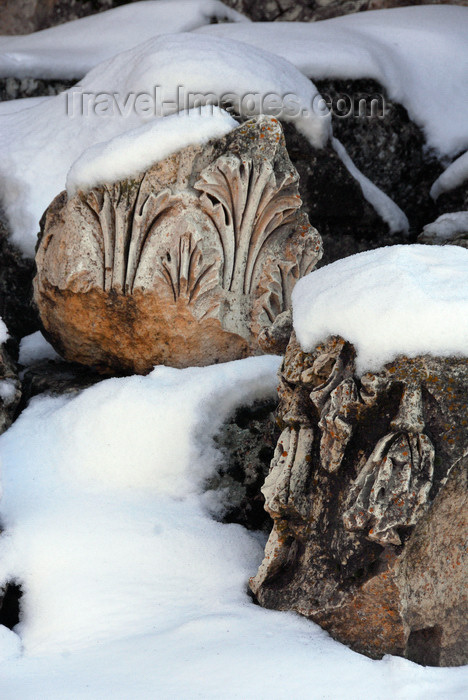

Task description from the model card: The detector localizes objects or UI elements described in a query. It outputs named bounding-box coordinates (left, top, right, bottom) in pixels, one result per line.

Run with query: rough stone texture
left=34, top=116, right=322, bottom=374
left=19, top=358, right=102, bottom=407
left=209, top=399, right=280, bottom=532
left=221, top=0, right=467, bottom=23
left=0, top=0, right=126, bottom=35
left=418, top=213, right=468, bottom=249
left=435, top=181, right=468, bottom=222
left=250, top=332, right=468, bottom=665
left=314, top=79, right=444, bottom=242
left=0, top=0, right=52, bottom=35
left=281, top=122, right=403, bottom=266
left=0, top=339, right=21, bottom=435
left=0, top=77, right=74, bottom=101
left=0, top=212, right=39, bottom=342
left=2, top=0, right=467, bottom=34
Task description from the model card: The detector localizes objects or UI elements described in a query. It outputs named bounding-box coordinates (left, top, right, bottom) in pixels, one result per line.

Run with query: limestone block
left=34, top=117, right=322, bottom=374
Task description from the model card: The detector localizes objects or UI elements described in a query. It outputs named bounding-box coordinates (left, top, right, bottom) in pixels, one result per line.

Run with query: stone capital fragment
left=34, top=116, right=322, bottom=374
left=251, top=332, right=468, bottom=666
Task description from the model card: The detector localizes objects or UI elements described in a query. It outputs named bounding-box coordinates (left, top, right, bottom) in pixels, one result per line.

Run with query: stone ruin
left=33, top=116, right=322, bottom=374
left=31, top=111, right=467, bottom=667
left=250, top=332, right=468, bottom=666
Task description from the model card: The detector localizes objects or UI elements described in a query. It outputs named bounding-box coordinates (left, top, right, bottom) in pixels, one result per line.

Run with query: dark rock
left=0, top=213, right=39, bottom=342
left=0, top=77, right=74, bottom=101
left=281, top=122, right=403, bottom=265
left=0, top=0, right=133, bottom=35
left=209, top=399, right=280, bottom=532
left=434, top=181, right=468, bottom=219
left=220, top=0, right=464, bottom=23
left=0, top=339, right=21, bottom=435
left=19, top=358, right=102, bottom=406
left=314, top=79, right=444, bottom=239
left=250, top=332, right=468, bottom=665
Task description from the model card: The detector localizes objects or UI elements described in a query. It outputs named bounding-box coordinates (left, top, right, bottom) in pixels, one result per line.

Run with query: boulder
left=34, top=116, right=322, bottom=374
left=250, top=332, right=468, bottom=666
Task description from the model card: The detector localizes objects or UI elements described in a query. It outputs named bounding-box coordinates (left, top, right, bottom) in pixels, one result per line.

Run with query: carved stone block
left=33, top=116, right=322, bottom=374
left=250, top=332, right=468, bottom=666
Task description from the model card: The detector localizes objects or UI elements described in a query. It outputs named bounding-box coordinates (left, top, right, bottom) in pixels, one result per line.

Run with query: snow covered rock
left=251, top=331, right=468, bottom=665
left=430, top=151, right=468, bottom=225
left=292, top=245, right=468, bottom=374
left=0, top=32, right=329, bottom=257
left=34, top=115, right=322, bottom=374
left=419, top=212, right=468, bottom=250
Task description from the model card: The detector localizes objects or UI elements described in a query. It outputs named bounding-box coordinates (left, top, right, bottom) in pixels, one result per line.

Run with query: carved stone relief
left=250, top=332, right=468, bottom=665
left=34, top=116, right=322, bottom=373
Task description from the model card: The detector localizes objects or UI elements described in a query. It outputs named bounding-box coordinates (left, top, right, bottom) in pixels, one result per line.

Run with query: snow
left=421, top=212, right=468, bottom=243
left=18, top=331, right=60, bottom=366
left=197, top=5, right=468, bottom=157
left=0, top=96, right=51, bottom=115
left=67, top=106, right=238, bottom=195
left=332, top=137, right=408, bottom=234
left=1, top=355, right=467, bottom=698
left=0, top=0, right=249, bottom=79
left=0, top=379, right=16, bottom=404
left=430, top=150, right=468, bottom=200
left=0, top=317, right=8, bottom=344
left=292, top=244, right=468, bottom=375
left=0, top=32, right=329, bottom=257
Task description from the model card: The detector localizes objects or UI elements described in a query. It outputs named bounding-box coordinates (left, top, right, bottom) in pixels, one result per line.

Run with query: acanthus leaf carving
left=82, top=181, right=179, bottom=295
left=195, top=155, right=302, bottom=298
left=157, top=232, right=218, bottom=315
left=262, top=426, right=314, bottom=521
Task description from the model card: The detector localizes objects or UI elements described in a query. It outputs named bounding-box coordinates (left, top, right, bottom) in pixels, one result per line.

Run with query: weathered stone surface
left=0, top=339, right=21, bottom=435
left=221, top=0, right=463, bottom=23
left=418, top=212, right=468, bottom=249
left=34, top=117, right=322, bottom=374
left=314, top=79, right=443, bottom=243
left=281, top=122, right=407, bottom=266
left=208, top=399, right=280, bottom=532
left=0, top=0, right=124, bottom=35
left=20, top=358, right=102, bottom=405
left=0, top=212, right=39, bottom=342
left=250, top=332, right=468, bottom=665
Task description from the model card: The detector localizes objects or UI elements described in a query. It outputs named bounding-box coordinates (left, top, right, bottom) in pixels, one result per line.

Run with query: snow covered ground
left=1, top=355, right=467, bottom=699
left=0, top=0, right=248, bottom=79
